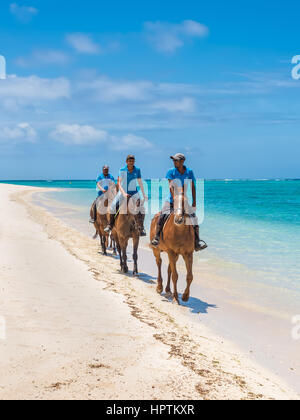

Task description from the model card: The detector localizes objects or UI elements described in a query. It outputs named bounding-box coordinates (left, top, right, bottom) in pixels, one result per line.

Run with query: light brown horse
left=112, top=198, right=141, bottom=275
left=150, top=193, right=195, bottom=304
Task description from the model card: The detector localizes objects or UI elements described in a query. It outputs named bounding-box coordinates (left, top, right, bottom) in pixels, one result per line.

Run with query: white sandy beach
left=0, top=183, right=298, bottom=400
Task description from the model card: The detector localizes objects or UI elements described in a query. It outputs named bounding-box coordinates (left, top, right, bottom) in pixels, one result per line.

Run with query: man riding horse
left=90, top=165, right=115, bottom=224
left=151, top=153, right=207, bottom=252
left=104, top=155, right=148, bottom=236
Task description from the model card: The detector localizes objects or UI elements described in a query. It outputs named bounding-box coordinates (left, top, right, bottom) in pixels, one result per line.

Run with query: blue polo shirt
left=96, top=173, right=115, bottom=197
left=119, top=166, right=142, bottom=196
left=166, top=166, right=196, bottom=203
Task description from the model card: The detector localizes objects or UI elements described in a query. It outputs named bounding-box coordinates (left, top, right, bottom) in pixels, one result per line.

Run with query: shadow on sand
left=137, top=272, right=156, bottom=285
left=100, top=248, right=217, bottom=315
left=162, top=293, right=217, bottom=315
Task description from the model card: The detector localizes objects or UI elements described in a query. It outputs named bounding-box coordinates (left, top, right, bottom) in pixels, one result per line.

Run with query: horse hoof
left=157, top=286, right=163, bottom=295
left=172, top=298, right=180, bottom=305
left=182, top=294, right=189, bottom=302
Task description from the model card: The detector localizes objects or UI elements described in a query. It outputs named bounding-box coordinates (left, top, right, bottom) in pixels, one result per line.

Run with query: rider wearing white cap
left=151, top=154, right=207, bottom=252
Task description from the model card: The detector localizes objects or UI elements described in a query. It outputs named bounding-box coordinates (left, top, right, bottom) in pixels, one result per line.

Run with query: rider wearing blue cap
left=90, top=165, right=115, bottom=224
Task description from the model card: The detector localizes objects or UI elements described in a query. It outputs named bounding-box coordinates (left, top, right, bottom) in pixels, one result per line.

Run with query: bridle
left=174, top=192, right=186, bottom=226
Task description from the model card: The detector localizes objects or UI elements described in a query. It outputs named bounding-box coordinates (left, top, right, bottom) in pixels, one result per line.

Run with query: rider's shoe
left=104, top=213, right=116, bottom=233
left=195, top=240, right=208, bottom=252
left=151, top=236, right=160, bottom=247
left=194, top=225, right=207, bottom=252
left=140, top=227, right=147, bottom=237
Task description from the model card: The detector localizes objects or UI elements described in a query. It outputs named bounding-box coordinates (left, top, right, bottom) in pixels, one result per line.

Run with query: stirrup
left=140, top=228, right=147, bottom=237
left=151, top=237, right=160, bottom=247
left=195, top=240, right=208, bottom=252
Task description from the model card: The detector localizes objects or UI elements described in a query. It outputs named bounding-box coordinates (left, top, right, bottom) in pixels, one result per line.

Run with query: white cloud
left=66, top=33, right=101, bottom=54
left=78, top=76, right=153, bottom=102
left=16, top=50, right=70, bottom=67
left=0, top=123, right=37, bottom=143
left=0, top=75, right=71, bottom=100
left=150, top=97, right=196, bottom=113
left=10, top=3, right=38, bottom=23
left=51, top=124, right=108, bottom=145
left=144, top=20, right=209, bottom=53
left=50, top=124, right=153, bottom=150
left=77, top=76, right=197, bottom=115
left=111, top=134, right=153, bottom=150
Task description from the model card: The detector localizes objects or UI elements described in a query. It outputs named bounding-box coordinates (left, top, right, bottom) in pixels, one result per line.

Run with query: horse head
left=173, top=191, right=185, bottom=226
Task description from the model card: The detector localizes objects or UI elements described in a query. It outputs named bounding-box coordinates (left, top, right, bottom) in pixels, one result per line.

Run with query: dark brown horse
left=150, top=193, right=195, bottom=304
left=90, top=189, right=117, bottom=256
left=112, top=198, right=141, bottom=275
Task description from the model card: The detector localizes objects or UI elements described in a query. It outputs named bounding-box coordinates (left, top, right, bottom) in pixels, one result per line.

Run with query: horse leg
left=168, top=251, right=179, bottom=304
left=110, top=235, right=114, bottom=250
left=117, top=242, right=122, bottom=270
left=104, top=236, right=108, bottom=255
left=120, top=238, right=128, bottom=273
left=101, top=235, right=107, bottom=255
left=113, top=239, right=117, bottom=255
left=153, top=249, right=163, bottom=294
left=114, top=234, right=122, bottom=269
left=166, top=264, right=172, bottom=295
left=132, top=235, right=140, bottom=276
left=99, top=233, right=104, bottom=252
left=182, top=253, right=194, bottom=302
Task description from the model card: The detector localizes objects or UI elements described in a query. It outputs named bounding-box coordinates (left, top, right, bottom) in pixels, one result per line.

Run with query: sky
left=0, top=0, right=299, bottom=180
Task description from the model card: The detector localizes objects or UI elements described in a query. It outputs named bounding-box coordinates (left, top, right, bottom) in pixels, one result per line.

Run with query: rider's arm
left=192, top=181, right=196, bottom=208
left=138, top=178, right=148, bottom=201
left=118, top=177, right=128, bottom=197
left=169, top=179, right=175, bottom=201
left=97, top=182, right=107, bottom=193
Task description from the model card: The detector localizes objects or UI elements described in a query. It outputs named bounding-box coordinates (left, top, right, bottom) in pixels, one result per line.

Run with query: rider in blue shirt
left=118, top=164, right=142, bottom=196
left=96, top=171, right=115, bottom=197
left=151, top=153, right=207, bottom=252
left=90, top=165, right=115, bottom=223
left=104, top=155, right=148, bottom=236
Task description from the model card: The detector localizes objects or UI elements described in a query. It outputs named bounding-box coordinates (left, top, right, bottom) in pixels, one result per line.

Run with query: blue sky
left=0, top=0, right=299, bottom=179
